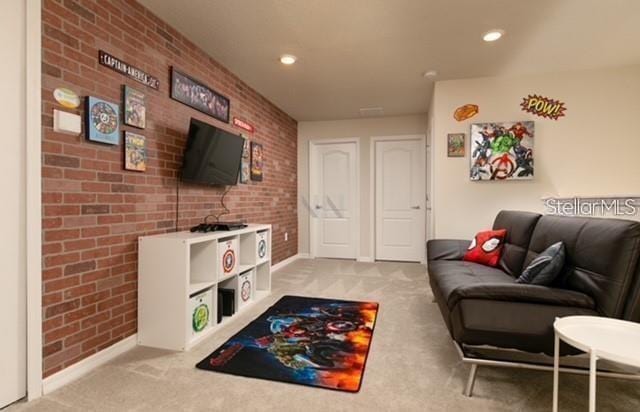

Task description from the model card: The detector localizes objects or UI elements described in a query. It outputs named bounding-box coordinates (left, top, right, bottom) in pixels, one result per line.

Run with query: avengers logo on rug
left=196, top=295, right=379, bottom=392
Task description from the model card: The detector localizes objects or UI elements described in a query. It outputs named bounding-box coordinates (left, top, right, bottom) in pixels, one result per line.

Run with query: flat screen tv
left=181, top=118, right=244, bottom=186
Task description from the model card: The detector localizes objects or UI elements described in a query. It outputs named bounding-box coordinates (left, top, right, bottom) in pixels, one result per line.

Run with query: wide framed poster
left=170, top=67, right=230, bottom=123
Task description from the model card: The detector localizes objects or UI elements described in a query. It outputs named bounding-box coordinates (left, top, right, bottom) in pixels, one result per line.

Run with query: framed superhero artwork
left=85, top=96, right=120, bottom=145
left=470, top=121, right=534, bottom=181
left=447, top=133, right=465, bottom=157
left=124, top=131, right=146, bottom=172
left=250, top=141, right=263, bottom=182
left=239, top=138, right=250, bottom=184
left=123, top=85, right=146, bottom=129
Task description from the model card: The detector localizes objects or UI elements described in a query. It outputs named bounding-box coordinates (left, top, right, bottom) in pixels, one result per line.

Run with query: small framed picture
left=447, top=133, right=465, bottom=157
left=85, top=96, right=119, bottom=145
left=124, top=131, right=146, bottom=172
left=250, top=141, right=263, bottom=181
left=123, top=85, right=146, bottom=129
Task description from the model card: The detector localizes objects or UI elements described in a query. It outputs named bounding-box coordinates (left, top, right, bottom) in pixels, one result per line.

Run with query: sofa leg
left=464, top=364, right=478, bottom=397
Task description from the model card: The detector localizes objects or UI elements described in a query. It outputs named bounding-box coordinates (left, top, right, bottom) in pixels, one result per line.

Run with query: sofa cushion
left=525, top=215, right=640, bottom=317
left=426, top=239, right=470, bottom=261
left=428, top=260, right=514, bottom=307
left=516, top=241, right=566, bottom=285
left=492, top=210, right=542, bottom=276
left=624, top=260, right=640, bottom=322
left=450, top=299, right=598, bottom=355
left=448, top=283, right=595, bottom=310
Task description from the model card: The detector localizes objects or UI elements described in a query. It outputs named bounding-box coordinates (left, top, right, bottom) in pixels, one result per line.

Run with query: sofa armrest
left=447, top=283, right=596, bottom=310
left=427, top=239, right=470, bottom=261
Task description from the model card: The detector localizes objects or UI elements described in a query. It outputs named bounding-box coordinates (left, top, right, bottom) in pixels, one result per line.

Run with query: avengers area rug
left=196, top=295, right=379, bottom=392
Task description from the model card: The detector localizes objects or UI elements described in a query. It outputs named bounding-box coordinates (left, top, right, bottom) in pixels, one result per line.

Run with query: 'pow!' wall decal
left=520, top=94, right=567, bottom=120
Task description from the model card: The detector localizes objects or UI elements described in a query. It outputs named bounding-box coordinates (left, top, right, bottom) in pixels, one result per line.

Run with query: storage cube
left=256, top=230, right=269, bottom=264
left=189, top=288, right=213, bottom=337
left=238, top=269, right=255, bottom=308
left=218, top=237, right=239, bottom=278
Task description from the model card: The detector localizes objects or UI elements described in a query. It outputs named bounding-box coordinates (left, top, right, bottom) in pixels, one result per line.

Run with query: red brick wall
left=41, top=0, right=298, bottom=377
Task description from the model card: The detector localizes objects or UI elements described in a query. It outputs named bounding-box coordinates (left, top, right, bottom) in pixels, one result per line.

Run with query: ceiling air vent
left=359, top=107, right=384, bottom=117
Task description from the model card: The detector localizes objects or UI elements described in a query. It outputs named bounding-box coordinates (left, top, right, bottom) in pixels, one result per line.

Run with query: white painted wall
left=431, top=65, right=640, bottom=239
left=298, top=115, right=428, bottom=258
left=0, top=0, right=27, bottom=406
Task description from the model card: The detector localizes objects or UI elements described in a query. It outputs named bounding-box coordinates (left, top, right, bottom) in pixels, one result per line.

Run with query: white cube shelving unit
left=137, top=224, right=271, bottom=351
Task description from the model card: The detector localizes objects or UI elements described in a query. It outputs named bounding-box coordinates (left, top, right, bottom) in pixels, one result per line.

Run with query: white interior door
left=310, top=141, right=358, bottom=259
left=1, top=0, right=27, bottom=406
left=375, top=138, right=425, bottom=262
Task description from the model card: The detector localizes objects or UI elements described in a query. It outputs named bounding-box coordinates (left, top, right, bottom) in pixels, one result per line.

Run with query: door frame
left=308, top=138, right=360, bottom=259
left=426, top=122, right=435, bottom=242
left=26, top=0, right=43, bottom=400
left=369, top=134, right=426, bottom=263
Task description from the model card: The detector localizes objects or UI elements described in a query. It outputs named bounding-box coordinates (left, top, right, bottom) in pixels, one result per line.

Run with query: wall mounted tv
left=181, top=118, right=244, bottom=186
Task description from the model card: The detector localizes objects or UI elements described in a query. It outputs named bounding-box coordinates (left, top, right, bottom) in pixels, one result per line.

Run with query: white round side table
left=553, top=316, right=640, bottom=412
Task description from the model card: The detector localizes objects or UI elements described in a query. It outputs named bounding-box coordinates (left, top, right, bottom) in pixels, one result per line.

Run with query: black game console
left=218, top=288, right=235, bottom=317
left=214, top=222, right=247, bottom=231
left=190, top=221, right=247, bottom=233
left=190, top=223, right=215, bottom=233
left=217, top=294, right=223, bottom=323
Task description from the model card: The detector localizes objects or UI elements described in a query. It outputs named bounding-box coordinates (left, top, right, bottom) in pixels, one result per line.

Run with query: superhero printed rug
left=196, top=295, right=379, bottom=392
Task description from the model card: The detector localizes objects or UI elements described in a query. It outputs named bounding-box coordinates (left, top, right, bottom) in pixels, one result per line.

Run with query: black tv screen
left=181, top=118, right=244, bottom=186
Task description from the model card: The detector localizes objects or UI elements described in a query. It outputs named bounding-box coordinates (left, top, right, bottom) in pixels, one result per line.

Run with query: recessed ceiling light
left=482, top=29, right=505, bottom=42
left=279, top=54, right=297, bottom=65
left=423, top=70, right=438, bottom=78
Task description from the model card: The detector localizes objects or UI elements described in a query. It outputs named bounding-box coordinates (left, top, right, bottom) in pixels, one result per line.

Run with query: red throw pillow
left=463, top=229, right=507, bottom=267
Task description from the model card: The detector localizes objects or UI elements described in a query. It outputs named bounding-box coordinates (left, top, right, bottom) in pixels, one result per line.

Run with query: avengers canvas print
left=196, top=295, right=379, bottom=392
left=470, top=121, right=534, bottom=180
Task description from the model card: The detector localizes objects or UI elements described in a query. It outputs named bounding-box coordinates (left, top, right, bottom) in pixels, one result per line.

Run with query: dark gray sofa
left=427, top=210, right=640, bottom=393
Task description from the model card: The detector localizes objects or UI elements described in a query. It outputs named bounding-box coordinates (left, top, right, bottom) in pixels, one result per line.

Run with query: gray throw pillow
left=516, top=241, right=565, bottom=285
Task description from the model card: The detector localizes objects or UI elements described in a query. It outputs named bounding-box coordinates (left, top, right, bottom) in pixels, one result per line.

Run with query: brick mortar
left=42, top=0, right=298, bottom=377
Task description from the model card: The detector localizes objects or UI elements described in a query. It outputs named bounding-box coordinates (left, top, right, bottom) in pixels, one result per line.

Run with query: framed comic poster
left=123, top=85, right=146, bottom=129
left=170, top=67, right=230, bottom=123
left=124, top=131, right=146, bottom=172
left=250, top=141, right=263, bottom=181
left=240, top=138, right=250, bottom=183
left=85, top=96, right=119, bottom=145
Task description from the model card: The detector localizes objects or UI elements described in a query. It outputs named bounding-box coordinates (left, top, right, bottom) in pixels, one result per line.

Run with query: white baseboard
left=271, top=253, right=307, bottom=272
left=42, top=334, right=137, bottom=395
left=357, top=256, right=374, bottom=262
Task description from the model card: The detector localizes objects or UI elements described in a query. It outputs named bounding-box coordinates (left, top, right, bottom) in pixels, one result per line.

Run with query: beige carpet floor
left=9, top=258, right=640, bottom=411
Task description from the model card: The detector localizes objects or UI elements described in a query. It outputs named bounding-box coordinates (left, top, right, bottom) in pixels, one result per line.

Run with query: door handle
left=315, top=205, right=323, bottom=210
left=411, top=205, right=421, bottom=210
